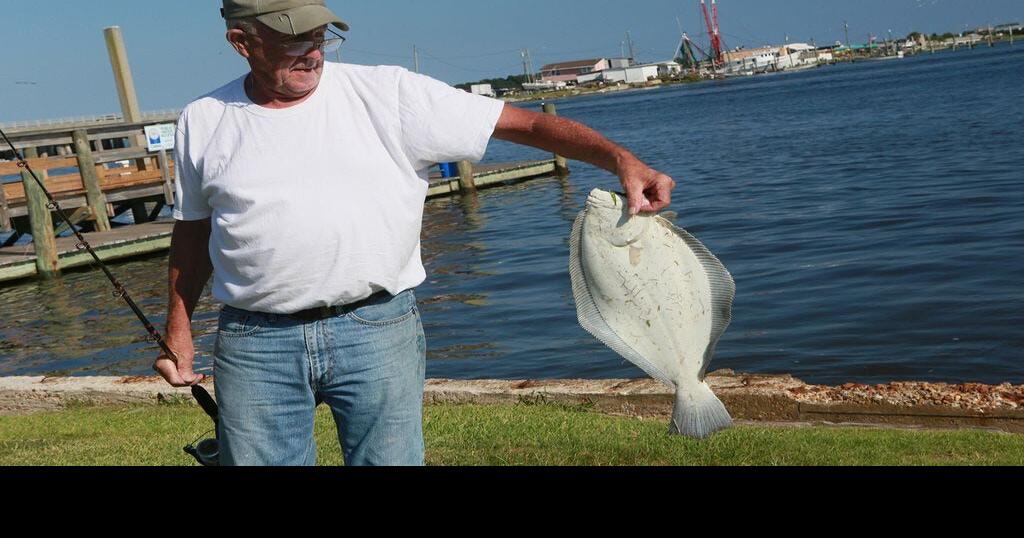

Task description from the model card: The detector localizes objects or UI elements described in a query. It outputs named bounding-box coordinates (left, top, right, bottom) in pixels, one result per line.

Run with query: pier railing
left=0, top=109, right=180, bottom=133
left=1, top=121, right=176, bottom=278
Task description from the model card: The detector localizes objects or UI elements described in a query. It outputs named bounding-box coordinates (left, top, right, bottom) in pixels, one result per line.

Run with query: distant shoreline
left=499, top=40, right=1021, bottom=104
left=501, top=77, right=701, bottom=104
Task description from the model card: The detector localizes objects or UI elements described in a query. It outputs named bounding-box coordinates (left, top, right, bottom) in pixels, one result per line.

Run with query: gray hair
left=226, top=16, right=260, bottom=35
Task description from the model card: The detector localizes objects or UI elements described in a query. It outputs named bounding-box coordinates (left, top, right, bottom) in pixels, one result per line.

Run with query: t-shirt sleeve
left=172, top=113, right=213, bottom=221
left=397, top=69, right=506, bottom=171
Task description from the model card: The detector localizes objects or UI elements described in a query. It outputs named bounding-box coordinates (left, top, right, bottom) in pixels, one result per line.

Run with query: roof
left=540, top=58, right=604, bottom=72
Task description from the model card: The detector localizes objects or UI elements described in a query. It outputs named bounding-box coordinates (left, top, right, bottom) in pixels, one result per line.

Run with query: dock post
left=457, top=161, right=477, bottom=193
left=21, top=147, right=60, bottom=279
left=542, top=103, right=570, bottom=176
left=72, top=129, right=112, bottom=232
left=104, top=26, right=151, bottom=172
left=0, top=179, right=11, bottom=233
left=157, top=149, right=174, bottom=205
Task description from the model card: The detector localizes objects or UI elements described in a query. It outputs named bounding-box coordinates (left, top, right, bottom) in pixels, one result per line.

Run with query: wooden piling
left=72, top=129, right=112, bottom=232
left=0, top=177, right=11, bottom=233
left=21, top=147, right=60, bottom=279
left=104, top=26, right=151, bottom=172
left=104, top=27, right=142, bottom=126
left=457, top=161, right=476, bottom=193
left=157, top=149, right=174, bottom=205
left=541, top=103, right=570, bottom=176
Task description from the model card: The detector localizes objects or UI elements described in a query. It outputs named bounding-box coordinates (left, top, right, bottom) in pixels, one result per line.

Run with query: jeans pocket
left=218, top=306, right=263, bottom=337
left=347, top=290, right=417, bottom=327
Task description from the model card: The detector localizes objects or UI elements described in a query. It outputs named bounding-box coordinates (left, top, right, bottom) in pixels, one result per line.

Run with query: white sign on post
left=144, top=124, right=176, bottom=152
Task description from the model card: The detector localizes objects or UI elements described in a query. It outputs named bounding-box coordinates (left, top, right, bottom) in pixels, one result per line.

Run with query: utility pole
left=413, top=45, right=420, bottom=73
left=844, top=20, right=853, bottom=62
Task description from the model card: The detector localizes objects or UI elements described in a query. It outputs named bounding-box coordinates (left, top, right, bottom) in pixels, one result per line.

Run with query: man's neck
left=245, top=74, right=317, bottom=109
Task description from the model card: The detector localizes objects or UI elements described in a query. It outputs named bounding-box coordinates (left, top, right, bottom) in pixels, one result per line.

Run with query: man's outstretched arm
left=492, top=104, right=676, bottom=215
left=154, top=218, right=213, bottom=387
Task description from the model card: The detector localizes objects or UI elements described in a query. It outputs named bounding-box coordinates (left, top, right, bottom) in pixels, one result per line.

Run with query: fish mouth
left=586, top=189, right=628, bottom=211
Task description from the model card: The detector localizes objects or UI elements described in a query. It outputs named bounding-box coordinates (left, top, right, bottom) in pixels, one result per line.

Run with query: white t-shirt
left=173, top=62, right=505, bottom=314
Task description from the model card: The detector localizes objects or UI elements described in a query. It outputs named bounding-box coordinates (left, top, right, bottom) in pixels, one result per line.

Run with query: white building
left=470, top=84, right=496, bottom=98
left=599, top=65, right=661, bottom=84
left=723, top=46, right=779, bottom=74
left=775, top=43, right=828, bottom=70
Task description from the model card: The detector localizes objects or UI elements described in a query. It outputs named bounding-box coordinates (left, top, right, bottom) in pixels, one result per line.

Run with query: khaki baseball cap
left=221, top=0, right=350, bottom=35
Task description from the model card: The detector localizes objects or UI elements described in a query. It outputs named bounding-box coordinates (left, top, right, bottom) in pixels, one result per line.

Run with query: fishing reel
left=184, top=385, right=221, bottom=467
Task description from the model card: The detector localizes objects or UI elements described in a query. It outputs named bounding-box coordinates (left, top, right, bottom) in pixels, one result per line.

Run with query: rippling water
left=2, top=45, right=1022, bottom=385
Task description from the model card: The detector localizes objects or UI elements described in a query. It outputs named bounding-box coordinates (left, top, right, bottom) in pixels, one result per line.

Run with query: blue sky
left=1, top=0, right=1020, bottom=122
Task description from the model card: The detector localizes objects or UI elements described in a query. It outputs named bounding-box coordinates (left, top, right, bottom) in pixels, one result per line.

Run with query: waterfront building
left=775, top=43, right=829, bottom=70
left=598, top=64, right=661, bottom=84
left=575, top=61, right=677, bottom=86
left=539, top=58, right=610, bottom=84
left=722, top=46, right=779, bottom=74
left=470, top=84, right=496, bottom=97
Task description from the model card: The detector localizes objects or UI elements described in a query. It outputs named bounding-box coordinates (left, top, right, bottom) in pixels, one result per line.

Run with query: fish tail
left=669, top=383, right=733, bottom=440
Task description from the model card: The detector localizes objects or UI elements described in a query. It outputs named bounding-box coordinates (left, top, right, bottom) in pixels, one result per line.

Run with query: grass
left=1, top=401, right=1022, bottom=466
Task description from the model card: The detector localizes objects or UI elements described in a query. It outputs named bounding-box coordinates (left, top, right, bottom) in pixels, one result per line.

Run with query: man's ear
left=226, top=29, right=252, bottom=59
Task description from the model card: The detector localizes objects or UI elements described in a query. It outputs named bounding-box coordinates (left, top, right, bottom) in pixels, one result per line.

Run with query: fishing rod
left=1, top=126, right=219, bottom=466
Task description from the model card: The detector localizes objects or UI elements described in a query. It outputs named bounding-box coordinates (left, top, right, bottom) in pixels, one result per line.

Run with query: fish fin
left=655, top=217, right=736, bottom=380
left=659, top=211, right=679, bottom=222
left=569, top=210, right=674, bottom=386
left=669, top=383, right=733, bottom=439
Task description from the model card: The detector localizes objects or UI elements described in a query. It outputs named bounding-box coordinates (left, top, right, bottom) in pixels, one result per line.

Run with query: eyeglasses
left=275, top=28, right=346, bottom=57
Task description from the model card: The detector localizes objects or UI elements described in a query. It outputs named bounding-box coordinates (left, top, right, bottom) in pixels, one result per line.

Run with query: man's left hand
left=617, top=156, right=677, bottom=216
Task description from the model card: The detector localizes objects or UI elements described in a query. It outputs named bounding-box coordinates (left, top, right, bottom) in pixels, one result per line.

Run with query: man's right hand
left=154, top=339, right=205, bottom=387
left=161, top=219, right=214, bottom=388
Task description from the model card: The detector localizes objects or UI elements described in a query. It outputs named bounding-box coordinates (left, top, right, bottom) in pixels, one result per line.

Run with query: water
left=2, top=46, right=1022, bottom=385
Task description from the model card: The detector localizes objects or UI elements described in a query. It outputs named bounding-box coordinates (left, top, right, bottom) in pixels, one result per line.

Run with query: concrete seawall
left=2, top=371, right=1022, bottom=433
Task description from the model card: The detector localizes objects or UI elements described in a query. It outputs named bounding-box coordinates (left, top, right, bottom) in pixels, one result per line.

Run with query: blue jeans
left=213, top=289, right=426, bottom=466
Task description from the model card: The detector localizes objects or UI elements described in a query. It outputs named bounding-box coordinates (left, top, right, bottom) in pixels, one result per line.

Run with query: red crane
left=700, top=0, right=725, bottom=66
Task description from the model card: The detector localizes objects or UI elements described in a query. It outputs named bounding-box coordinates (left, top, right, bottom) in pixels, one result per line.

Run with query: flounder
left=569, top=189, right=736, bottom=439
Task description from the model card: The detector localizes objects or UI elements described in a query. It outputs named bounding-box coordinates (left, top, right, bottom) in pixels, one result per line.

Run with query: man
left=156, top=0, right=675, bottom=466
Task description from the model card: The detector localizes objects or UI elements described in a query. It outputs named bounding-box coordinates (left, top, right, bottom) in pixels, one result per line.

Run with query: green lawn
left=1, top=401, right=1022, bottom=466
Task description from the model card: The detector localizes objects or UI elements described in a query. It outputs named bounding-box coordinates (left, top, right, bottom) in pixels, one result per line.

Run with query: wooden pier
left=0, top=220, right=174, bottom=283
